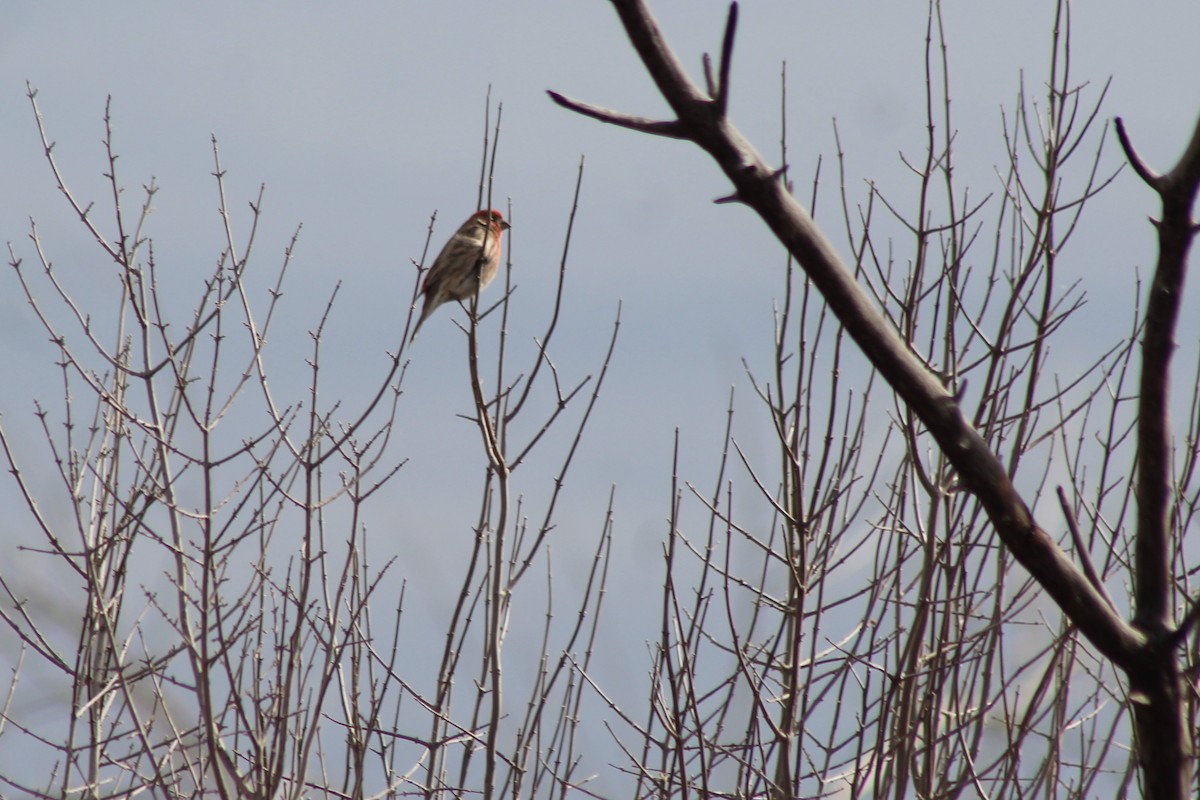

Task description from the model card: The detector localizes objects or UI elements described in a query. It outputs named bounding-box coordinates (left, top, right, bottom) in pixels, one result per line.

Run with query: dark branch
left=1165, top=593, right=1200, bottom=650
left=1164, top=112, right=1200, bottom=203
left=1133, top=111, right=1200, bottom=637
left=714, top=2, right=738, bottom=116
left=1114, top=117, right=1160, bottom=188
left=1057, top=486, right=1116, bottom=612
left=546, top=91, right=690, bottom=139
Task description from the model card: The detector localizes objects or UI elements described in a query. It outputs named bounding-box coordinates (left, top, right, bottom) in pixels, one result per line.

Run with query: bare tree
left=0, top=89, right=616, bottom=800
left=551, top=1, right=1200, bottom=798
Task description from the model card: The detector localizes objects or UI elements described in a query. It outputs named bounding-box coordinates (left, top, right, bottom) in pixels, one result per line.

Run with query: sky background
left=2, top=1, right=1199, bottom=793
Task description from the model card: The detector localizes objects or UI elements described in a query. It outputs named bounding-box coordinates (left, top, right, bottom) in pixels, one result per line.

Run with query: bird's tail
left=407, top=303, right=432, bottom=346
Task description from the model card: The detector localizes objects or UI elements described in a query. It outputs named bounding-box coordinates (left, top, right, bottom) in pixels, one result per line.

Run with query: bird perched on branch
left=409, top=209, right=510, bottom=342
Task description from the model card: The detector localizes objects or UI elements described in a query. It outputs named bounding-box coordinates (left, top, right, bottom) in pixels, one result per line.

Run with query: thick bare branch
left=1118, top=112, right=1200, bottom=800
left=558, top=0, right=1144, bottom=665
left=1125, top=111, right=1200, bottom=635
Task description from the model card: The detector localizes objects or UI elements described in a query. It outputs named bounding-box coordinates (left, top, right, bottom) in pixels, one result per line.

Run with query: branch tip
left=715, top=2, right=739, bottom=115
left=1114, top=117, right=1159, bottom=188
left=702, top=53, right=716, bottom=98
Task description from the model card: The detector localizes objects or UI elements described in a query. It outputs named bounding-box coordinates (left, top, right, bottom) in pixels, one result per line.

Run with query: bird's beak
left=501, top=220, right=512, bottom=230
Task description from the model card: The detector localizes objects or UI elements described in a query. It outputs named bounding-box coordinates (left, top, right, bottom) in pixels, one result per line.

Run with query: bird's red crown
left=471, top=209, right=509, bottom=229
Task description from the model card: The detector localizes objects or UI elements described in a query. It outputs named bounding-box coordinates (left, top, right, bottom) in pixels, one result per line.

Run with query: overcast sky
left=2, top=2, right=1199, bottom=793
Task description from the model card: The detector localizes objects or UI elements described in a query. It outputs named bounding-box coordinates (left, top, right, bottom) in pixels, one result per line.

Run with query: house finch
left=409, top=209, right=510, bottom=342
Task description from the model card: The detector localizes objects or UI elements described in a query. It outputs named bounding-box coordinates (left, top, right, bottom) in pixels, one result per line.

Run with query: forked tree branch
left=1117, top=113, right=1200, bottom=637
left=1112, top=108, right=1200, bottom=800
left=551, top=0, right=1149, bottom=666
